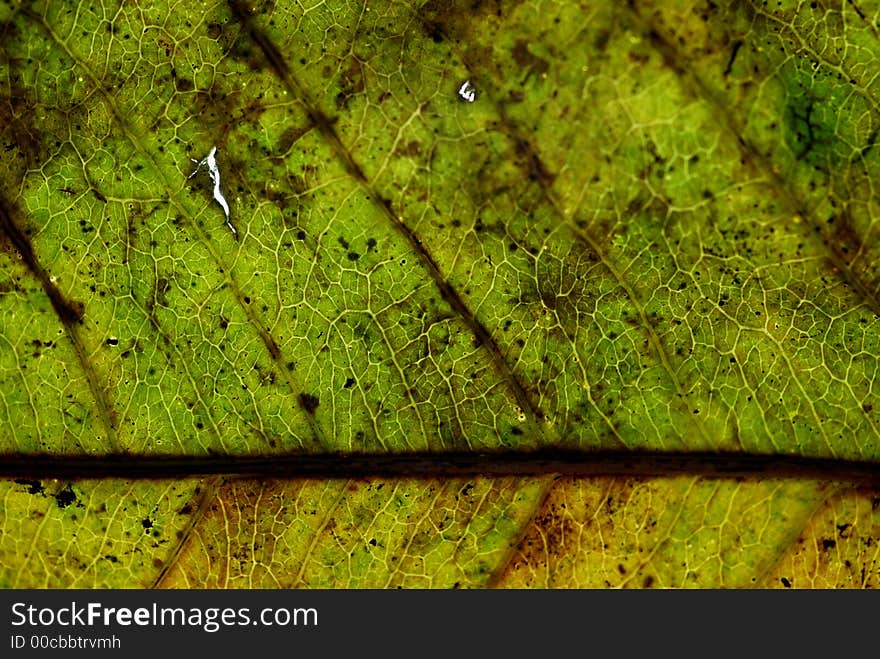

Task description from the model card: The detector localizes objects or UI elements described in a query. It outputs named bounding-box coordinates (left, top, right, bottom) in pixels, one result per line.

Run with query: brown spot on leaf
left=298, top=392, right=320, bottom=414
left=512, top=39, right=550, bottom=77
left=335, top=59, right=365, bottom=110
left=419, top=0, right=525, bottom=75
left=395, top=141, right=422, bottom=158
left=513, top=137, right=556, bottom=188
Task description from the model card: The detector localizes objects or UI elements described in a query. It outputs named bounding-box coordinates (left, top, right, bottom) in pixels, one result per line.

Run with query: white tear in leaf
left=189, top=146, right=236, bottom=236
left=458, top=80, right=476, bottom=103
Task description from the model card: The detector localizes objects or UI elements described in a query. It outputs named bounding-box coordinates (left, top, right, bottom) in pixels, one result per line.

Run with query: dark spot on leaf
left=419, top=0, right=524, bottom=47
left=395, top=141, right=422, bottom=158
left=14, top=479, right=44, bottom=495
left=424, top=21, right=444, bottom=42
left=298, top=392, right=319, bottom=414
left=513, top=137, right=556, bottom=188
left=782, top=60, right=847, bottom=170
left=335, top=59, right=366, bottom=110
left=274, top=124, right=311, bottom=160
left=54, top=485, right=78, bottom=509
left=225, top=28, right=267, bottom=71
left=512, top=39, right=550, bottom=78
left=174, top=76, right=194, bottom=92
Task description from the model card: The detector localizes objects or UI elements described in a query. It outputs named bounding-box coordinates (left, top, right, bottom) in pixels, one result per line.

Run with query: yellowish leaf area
left=0, top=0, right=878, bottom=587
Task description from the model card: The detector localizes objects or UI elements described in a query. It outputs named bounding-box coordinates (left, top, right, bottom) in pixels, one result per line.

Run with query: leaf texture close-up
left=1, top=0, right=879, bottom=588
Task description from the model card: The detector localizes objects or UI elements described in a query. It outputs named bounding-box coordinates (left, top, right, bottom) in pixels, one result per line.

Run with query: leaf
left=0, top=0, right=878, bottom=588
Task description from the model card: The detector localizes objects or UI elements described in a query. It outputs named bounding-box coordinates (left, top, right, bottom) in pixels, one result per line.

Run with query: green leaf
left=0, top=0, right=877, bottom=588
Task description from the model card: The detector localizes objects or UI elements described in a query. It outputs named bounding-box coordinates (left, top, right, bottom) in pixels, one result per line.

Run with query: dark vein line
left=635, top=6, right=877, bottom=281
left=228, top=1, right=553, bottom=437
left=845, top=0, right=867, bottom=21
left=293, top=481, right=350, bottom=587
left=18, top=6, right=322, bottom=449
left=0, top=194, right=118, bottom=448
left=422, top=14, right=707, bottom=449
left=485, top=475, right=557, bottom=588
left=152, top=475, right=224, bottom=588
left=640, top=1, right=880, bottom=319
left=749, top=480, right=844, bottom=588
left=723, top=39, right=743, bottom=77
left=2, top=450, right=878, bottom=484
left=625, top=6, right=880, bottom=449
left=506, top=121, right=709, bottom=448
